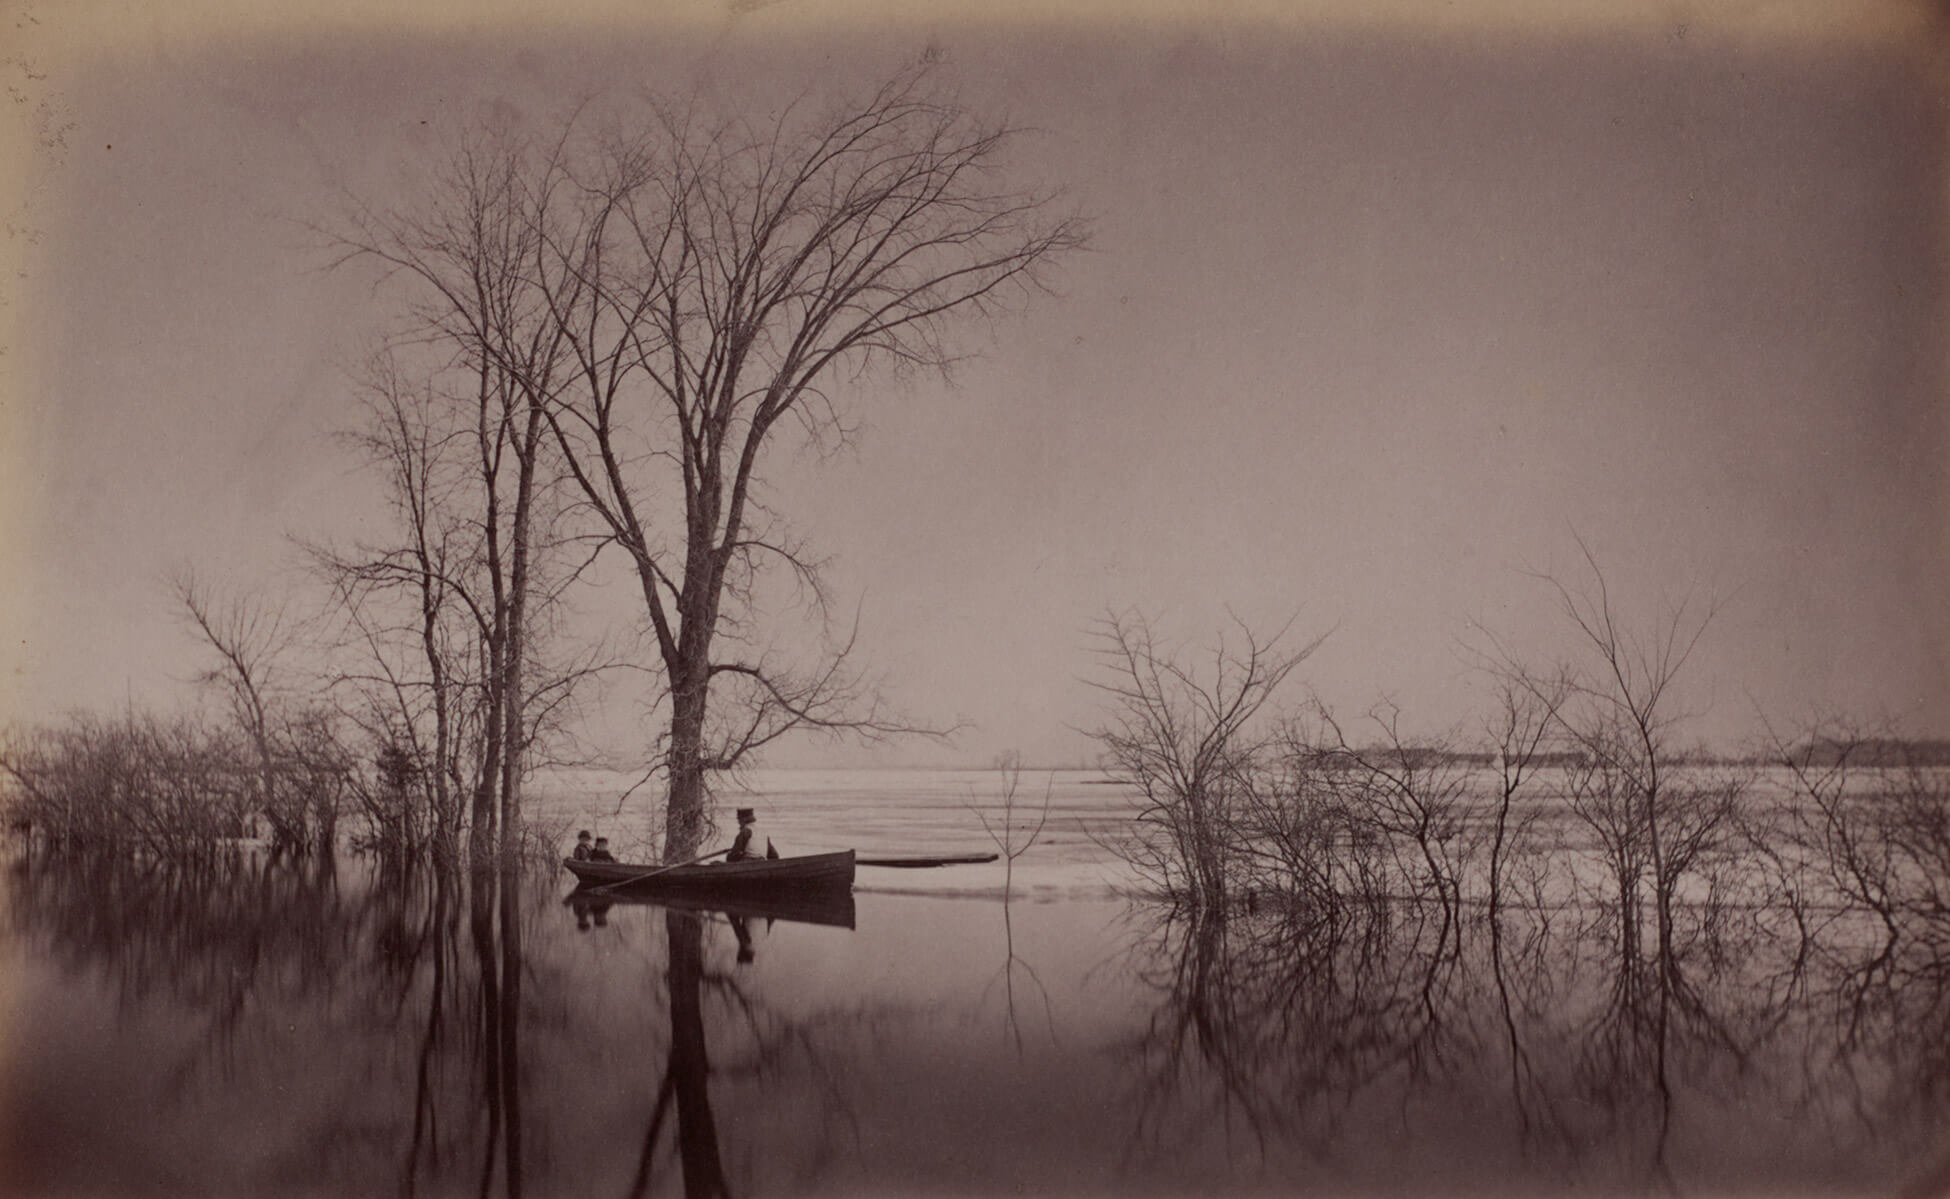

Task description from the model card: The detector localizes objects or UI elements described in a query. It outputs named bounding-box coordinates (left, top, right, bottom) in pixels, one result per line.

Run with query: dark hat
left=577, top=830, right=592, bottom=839
left=735, top=808, right=756, bottom=822
left=594, top=836, right=609, bottom=844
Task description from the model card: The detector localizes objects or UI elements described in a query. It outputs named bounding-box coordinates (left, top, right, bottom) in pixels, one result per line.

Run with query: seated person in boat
left=588, top=836, right=617, bottom=863
left=572, top=830, right=594, bottom=860
left=725, top=808, right=782, bottom=861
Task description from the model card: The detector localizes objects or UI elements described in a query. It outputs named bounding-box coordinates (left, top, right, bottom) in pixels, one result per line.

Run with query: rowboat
left=563, top=849, right=855, bottom=891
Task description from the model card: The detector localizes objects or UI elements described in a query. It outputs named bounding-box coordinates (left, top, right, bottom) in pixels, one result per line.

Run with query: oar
left=584, top=846, right=732, bottom=893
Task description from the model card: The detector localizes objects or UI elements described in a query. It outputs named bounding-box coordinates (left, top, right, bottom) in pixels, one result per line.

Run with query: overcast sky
left=3, top=2, right=1945, bottom=767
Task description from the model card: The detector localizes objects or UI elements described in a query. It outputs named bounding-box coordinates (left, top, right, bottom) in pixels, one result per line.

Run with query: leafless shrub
left=1478, top=669, right=1572, bottom=924
left=968, top=753, right=1058, bottom=1055
left=968, top=751, right=1053, bottom=898
left=0, top=713, right=257, bottom=858
left=1241, top=723, right=1380, bottom=912
left=1311, top=703, right=1475, bottom=928
left=1086, top=609, right=1323, bottom=909
left=1516, top=537, right=1745, bottom=965
left=1762, top=719, right=1950, bottom=955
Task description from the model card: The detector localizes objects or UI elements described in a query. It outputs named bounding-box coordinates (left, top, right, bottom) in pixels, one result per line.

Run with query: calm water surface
left=3, top=769, right=1946, bottom=1197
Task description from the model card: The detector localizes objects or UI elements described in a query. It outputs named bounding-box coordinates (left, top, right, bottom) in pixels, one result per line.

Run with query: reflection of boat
left=563, top=849, right=856, bottom=891
left=563, top=886, right=856, bottom=930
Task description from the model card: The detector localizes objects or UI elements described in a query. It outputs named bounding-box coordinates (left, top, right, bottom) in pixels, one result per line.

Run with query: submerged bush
left=1, top=708, right=356, bottom=861
left=1087, top=611, right=1320, bottom=909
left=0, top=713, right=258, bottom=856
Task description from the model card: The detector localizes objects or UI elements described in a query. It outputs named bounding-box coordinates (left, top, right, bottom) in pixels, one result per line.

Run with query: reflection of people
left=727, top=809, right=767, bottom=861
left=729, top=913, right=756, bottom=964
left=589, top=837, right=617, bottom=863
left=572, top=830, right=593, bottom=860
left=571, top=895, right=613, bottom=931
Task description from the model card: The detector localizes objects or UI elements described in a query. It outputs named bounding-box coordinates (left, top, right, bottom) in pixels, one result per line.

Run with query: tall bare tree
left=341, top=70, right=1082, bottom=859
left=309, top=355, right=474, bottom=864
left=421, top=71, right=1082, bottom=858
left=334, top=133, right=596, bottom=863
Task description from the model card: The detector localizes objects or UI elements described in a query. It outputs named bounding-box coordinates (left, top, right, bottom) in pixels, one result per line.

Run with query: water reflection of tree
left=1113, top=896, right=1470, bottom=1162
left=4, top=850, right=549, bottom=1196
left=8, top=849, right=353, bottom=1054
left=1117, top=883, right=1950, bottom=1192
left=15, top=844, right=1014, bottom=1198
left=617, top=905, right=884, bottom=1198
left=470, top=861, right=526, bottom=1196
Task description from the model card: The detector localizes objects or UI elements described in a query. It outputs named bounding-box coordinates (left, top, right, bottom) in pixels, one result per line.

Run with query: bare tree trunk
left=1642, top=746, right=1672, bottom=964
left=472, top=630, right=504, bottom=863
left=496, top=399, right=544, bottom=865
left=471, top=362, right=508, bottom=865
left=417, top=537, right=457, bottom=868
left=663, top=678, right=711, bottom=862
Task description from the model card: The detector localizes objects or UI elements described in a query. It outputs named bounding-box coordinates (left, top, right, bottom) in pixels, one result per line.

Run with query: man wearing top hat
left=726, top=808, right=779, bottom=861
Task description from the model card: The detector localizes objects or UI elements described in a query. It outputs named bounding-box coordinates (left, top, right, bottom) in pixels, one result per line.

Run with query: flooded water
left=3, top=769, right=1948, bottom=1197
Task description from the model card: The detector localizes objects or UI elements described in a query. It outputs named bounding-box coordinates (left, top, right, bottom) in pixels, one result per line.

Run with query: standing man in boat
left=726, top=808, right=781, bottom=861
left=572, top=830, right=594, bottom=860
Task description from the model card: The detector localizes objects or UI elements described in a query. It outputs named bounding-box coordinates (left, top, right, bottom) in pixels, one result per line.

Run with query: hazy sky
left=3, top=2, right=1946, bottom=767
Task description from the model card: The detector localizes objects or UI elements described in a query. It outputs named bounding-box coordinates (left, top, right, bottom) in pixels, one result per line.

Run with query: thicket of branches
left=0, top=707, right=355, bottom=863
left=1087, top=543, right=1949, bottom=974
left=1087, top=607, right=1528, bottom=929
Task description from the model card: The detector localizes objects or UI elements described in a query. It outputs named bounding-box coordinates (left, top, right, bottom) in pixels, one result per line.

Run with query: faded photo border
left=2, top=1, right=1948, bottom=1196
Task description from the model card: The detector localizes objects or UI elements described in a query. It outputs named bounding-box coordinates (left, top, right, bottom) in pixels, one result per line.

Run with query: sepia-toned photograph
left=2, top=2, right=1948, bottom=1195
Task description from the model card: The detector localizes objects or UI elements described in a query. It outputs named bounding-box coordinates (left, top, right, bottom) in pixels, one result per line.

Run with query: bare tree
left=968, top=753, right=1057, bottom=1055
left=529, top=70, right=1085, bottom=858
left=1311, top=701, right=1475, bottom=948
left=333, top=130, right=609, bottom=863
left=1759, top=717, right=1950, bottom=953
left=309, top=356, right=473, bottom=863
left=1088, top=610, right=1322, bottom=908
left=339, top=69, right=1083, bottom=860
left=1470, top=658, right=1574, bottom=921
left=969, top=752, right=1053, bottom=895
left=1529, top=536, right=1737, bottom=964
left=171, top=569, right=310, bottom=854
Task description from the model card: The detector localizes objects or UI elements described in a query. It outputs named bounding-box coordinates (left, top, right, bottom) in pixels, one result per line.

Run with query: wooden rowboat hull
left=563, top=849, right=855, bottom=891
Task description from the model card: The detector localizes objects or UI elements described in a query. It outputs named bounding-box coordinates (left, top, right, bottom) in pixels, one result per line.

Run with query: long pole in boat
left=583, top=846, right=733, bottom=894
